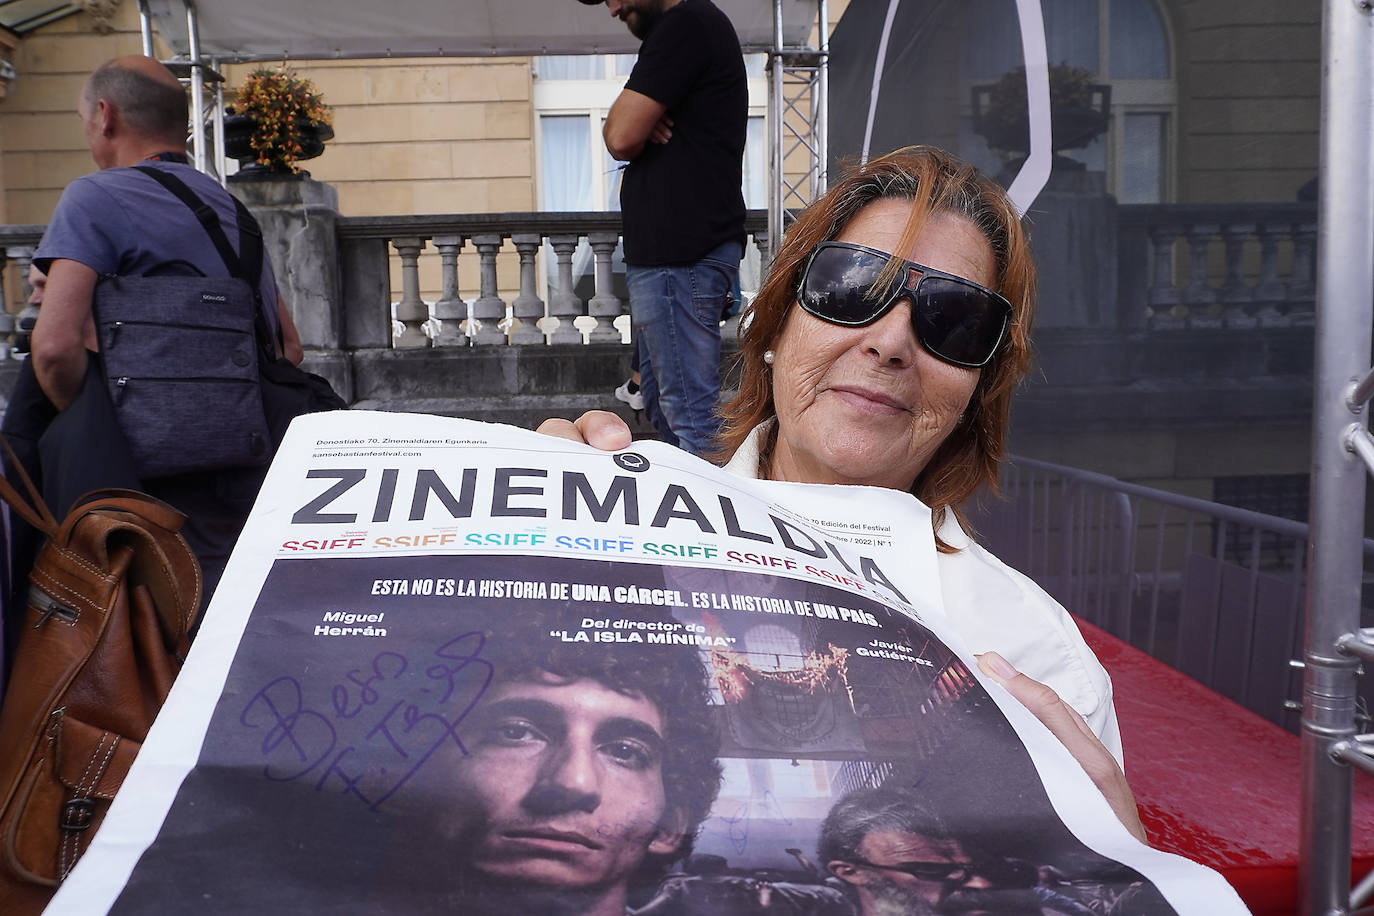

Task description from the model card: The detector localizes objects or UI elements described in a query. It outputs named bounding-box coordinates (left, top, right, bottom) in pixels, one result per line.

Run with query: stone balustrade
left=0, top=199, right=1330, bottom=439
left=335, top=211, right=772, bottom=350
left=1, top=202, right=1321, bottom=350
left=1116, top=203, right=1317, bottom=330
left=0, top=224, right=43, bottom=354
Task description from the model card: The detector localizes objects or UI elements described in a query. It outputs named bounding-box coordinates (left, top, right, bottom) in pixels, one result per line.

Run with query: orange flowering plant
left=229, top=66, right=334, bottom=174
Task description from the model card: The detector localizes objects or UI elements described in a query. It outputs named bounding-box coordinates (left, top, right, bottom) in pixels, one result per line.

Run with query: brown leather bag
left=0, top=450, right=201, bottom=914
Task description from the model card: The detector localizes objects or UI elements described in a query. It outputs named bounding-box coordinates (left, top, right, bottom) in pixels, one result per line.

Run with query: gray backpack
left=91, top=167, right=340, bottom=479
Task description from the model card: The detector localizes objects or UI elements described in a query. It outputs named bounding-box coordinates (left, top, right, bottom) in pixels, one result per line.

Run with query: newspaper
left=47, top=411, right=1249, bottom=915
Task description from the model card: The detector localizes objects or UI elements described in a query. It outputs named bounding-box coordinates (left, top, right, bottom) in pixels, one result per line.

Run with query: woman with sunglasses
left=540, top=146, right=1146, bottom=844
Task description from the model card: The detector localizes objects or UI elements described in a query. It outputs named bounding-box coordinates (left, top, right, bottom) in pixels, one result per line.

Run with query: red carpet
left=1077, top=619, right=1374, bottom=915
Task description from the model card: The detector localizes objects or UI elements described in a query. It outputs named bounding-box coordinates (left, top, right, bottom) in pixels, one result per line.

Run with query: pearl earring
left=763, top=350, right=775, bottom=366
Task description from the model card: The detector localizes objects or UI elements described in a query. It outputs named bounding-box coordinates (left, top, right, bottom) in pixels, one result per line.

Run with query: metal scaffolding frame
left=140, top=0, right=829, bottom=211
left=138, top=0, right=226, bottom=184
left=1302, top=1, right=1374, bottom=913
left=767, top=0, right=828, bottom=251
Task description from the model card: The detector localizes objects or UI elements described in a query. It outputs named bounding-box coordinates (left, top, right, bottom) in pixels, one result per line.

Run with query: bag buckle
left=60, top=797, right=96, bottom=832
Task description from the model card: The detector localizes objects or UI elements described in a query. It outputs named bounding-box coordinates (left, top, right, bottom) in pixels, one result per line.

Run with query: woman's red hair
left=715, top=146, right=1037, bottom=550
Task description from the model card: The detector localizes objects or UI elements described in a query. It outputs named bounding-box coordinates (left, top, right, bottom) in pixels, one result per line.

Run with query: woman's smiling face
left=767, top=200, right=995, bottom=492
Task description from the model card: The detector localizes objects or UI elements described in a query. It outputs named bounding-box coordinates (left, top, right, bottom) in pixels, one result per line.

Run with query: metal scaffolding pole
left=816, top=0, right=828, bottom=194
left=1300, top=1, right=1374, bottom=913
left=137, top=0, right=226, bottom=183
left=766, top=0, right=828, bottom=256
left=768, top=0, right=785, bottom=253
left=185, top=1, right=206, bottom=174
left=137, top=0, right=154, bottom=56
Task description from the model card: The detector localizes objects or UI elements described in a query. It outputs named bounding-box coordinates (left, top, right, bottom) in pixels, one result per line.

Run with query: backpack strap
left=131, top=166, right=254, bottom=280
left=130, top=165, right=282, bottom=355
left=0, top=434, right=58, bottom=537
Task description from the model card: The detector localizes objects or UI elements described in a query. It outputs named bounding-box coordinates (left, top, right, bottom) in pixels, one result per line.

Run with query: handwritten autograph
left=239, top=632, right=493, bottom=811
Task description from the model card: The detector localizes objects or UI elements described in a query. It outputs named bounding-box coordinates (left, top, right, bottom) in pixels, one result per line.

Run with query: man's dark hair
left=483, top=601, right=723, bottom=871
left=817, top=785, right=953, bottom=866
left=85, top=60, right=187, bottom=142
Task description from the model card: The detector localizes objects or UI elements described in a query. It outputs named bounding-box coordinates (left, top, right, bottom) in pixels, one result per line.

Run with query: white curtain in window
left=537, top=55, right=603, bottom=80
left=742, top=116, right=765, bottom=209
left=1043, top=0, right=1097, bottom=72
left=541, top=115, right=597, bottom=296
left=961, top=0, right=1024, bottom=80
left=740, top=116, right=765, bottom=298
left=604, top=147, right=623, bottom=211
left=964, top=0, right=1097, bottom=78
left=1120, top=113, right=1165, bottom=202
left=1110, top=0, right=1169, bottom=78
left=541, top=115, right=593, bottom=210
left=600, top=149, right=626, bottom=287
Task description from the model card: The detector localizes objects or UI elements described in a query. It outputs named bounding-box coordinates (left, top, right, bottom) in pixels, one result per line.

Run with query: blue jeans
left=626, top=240, right=742, bottom=457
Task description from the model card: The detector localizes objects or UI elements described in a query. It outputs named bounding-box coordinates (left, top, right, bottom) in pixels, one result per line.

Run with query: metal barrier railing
left=967, top=455, right=1374, bottom=734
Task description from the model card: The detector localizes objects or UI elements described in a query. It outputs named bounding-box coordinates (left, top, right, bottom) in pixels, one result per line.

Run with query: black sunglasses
left=849, top=857, right=973, bottom=883
left=796, top=241, right=1013, bottom=369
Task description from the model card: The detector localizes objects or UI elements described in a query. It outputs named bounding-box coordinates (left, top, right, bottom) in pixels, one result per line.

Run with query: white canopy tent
left=141, top=0, right=821, bottom=57
left=139, top=0, right=832, bottom=244
left=137, top=0, right=1057, bottom=248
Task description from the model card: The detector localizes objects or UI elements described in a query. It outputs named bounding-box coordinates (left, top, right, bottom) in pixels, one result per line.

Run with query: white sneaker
left=614, top=379, right=645, bottom=411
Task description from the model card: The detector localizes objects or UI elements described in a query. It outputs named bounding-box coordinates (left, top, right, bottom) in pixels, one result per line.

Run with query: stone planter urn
left=224, top=113, right=335, bottom=181
left=971, top=70, right=1111, bottom=169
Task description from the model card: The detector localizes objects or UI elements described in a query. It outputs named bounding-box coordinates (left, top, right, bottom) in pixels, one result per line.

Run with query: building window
left=961, top=0, right=1174, bottom=203
left=534, top=53, right=768, bottom=299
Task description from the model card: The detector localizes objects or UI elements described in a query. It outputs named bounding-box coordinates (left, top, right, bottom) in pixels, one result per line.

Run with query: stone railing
left=0, top=200, right=1320, bottom=352
left=0, top=224, right=44, bottom=353
left=1116, top=202, right=1317, bottom=330
left=335, top=210, right=771, bottom=350
left=0, top=200, right=1329, bottom=433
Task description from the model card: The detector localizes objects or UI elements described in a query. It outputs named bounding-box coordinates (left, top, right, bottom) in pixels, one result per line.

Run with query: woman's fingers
left=977, top=651, right=1149, bottom=845
left=535, top=410, right=634, bottom=451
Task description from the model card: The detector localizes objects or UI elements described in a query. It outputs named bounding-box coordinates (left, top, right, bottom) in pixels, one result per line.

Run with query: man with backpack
left=29, top=55, right=304, bottom=602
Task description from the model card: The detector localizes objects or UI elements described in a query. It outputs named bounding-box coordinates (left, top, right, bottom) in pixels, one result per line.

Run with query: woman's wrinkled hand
left=976, top=651, right=1149, bottom=845
left=536, top=410, right=634, bottom=451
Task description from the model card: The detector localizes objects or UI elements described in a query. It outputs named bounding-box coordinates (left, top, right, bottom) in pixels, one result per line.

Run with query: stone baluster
left=1146, top=225, right=1182, bottom=329
left=1288, top=220, right=1316, bottom=324
left=509, top=232, right=547, bottom=345
left=390, top=237, right=432, bottom=348
left=470, top=233, right=508, bottom=346
left=430, top=234, right=470, bottom=346
left=753, top=228, right=771, bottom=280
left=1252, top=221, right=1289, bottom=327
left=586, top=231, right=623, bottom=343
left=546, top=234, right=584, bottom=345
left=1181, top=223, right=1219, bottom=327
left=1219, top=223, right=1256, bottom=328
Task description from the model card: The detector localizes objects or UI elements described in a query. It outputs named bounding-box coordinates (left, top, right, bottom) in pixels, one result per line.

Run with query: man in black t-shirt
left=582, top=0, right=747, bottom=457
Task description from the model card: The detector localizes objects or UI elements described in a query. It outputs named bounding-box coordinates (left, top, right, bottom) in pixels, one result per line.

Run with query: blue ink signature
left=239, top=631, right=493, bottom=811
